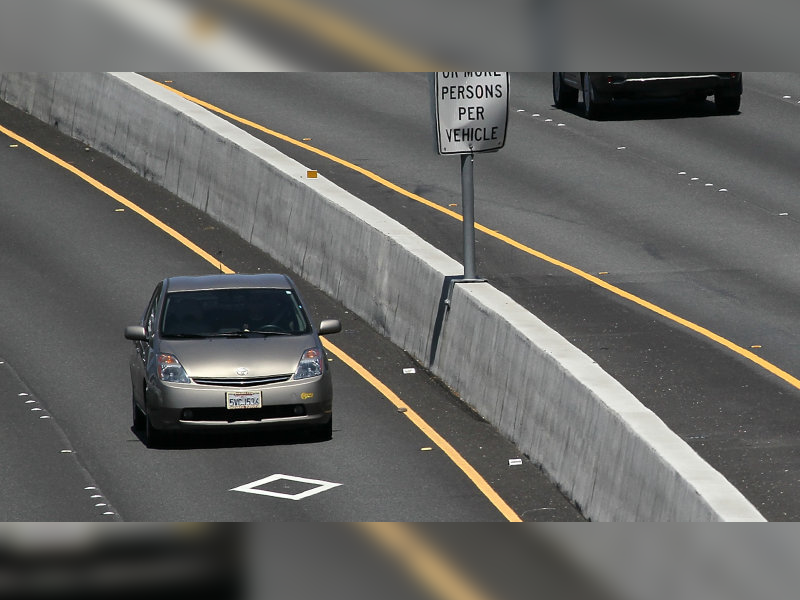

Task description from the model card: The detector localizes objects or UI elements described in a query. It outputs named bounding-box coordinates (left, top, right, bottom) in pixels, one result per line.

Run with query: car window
left=160, top=288, right=311, bottom=337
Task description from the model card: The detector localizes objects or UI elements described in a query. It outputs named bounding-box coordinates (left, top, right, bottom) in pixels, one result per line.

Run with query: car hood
left=159, top=335, right=316, bottom=379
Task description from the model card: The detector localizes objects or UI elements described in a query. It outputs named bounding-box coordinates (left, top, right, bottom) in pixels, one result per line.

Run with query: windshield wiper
left=206, top=331, right=248, bottom=338
left=250, top=329, right=292, bottom=336
left=208, top=330, right=292, bottom=337
left=165, top=333, right=210, bottom=339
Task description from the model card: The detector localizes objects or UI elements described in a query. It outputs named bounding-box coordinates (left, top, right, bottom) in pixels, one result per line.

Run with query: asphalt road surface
left=139, top=72, right=800, bottom=521
left=0, top=99, right=583, bottom=522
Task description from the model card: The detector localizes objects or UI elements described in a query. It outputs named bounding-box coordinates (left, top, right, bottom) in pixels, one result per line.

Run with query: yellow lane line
left=153, top=81, right=464, bottom=221
left=0, top=122, right=520, bottom=522
left=155, top=81, right=800, bottom=393
left=357, top=522, right=501, bottom=600
left=480, top=228, right=800, bottom=390
left=321, top=337, right=522, bottom=522
left=0, top=123, right=233, bottom=275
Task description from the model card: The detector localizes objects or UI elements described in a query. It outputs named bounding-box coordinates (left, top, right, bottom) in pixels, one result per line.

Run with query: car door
left=131, top=282, right=163, bottom=404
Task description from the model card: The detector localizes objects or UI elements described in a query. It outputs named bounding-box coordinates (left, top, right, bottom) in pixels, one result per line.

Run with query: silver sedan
left=124, top=273, right=341, bottom=447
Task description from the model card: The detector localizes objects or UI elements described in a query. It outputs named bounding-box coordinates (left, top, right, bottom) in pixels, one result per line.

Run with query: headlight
left=157, top=353, right=191, bottom=383
left=293, top=347, right=323, bottom=380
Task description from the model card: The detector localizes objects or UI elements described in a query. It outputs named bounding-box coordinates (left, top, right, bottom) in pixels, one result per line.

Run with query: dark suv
left=553, top=72, right=742, bottom=119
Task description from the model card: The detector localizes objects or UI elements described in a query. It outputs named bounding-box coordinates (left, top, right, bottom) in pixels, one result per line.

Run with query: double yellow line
left=0, top=121, right=521, bottom=523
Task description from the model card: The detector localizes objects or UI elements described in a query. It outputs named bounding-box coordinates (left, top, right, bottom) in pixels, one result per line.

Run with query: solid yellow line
left=479, top=226, right=800, bottom=390
left=321, top=338, right=522, bottom=522
left=357, top=522, right=501, bottom=600
left=1, top=121, right=520, bottom=522
left=0, top=123, right=232, bottom=275
left=154, top=82, right=465, bottom=221
left=154, top=81, right=800, bottom=393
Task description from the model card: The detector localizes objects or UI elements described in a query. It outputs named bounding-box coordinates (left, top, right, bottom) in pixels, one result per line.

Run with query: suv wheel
left=582, top=73, right=606, bottom=119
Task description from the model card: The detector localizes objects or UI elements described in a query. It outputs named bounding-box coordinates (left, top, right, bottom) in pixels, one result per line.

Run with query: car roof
left=164, top=273, right=294, bottom=293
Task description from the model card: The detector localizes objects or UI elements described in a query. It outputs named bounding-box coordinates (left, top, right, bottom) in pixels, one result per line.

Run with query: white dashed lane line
left=515, top=106, right=737, bottom=197
left=0, top=358, right=120, bottom=520
left=513, top=108, right=565, bottom=127
left=677, top=171, right=730, bottom=193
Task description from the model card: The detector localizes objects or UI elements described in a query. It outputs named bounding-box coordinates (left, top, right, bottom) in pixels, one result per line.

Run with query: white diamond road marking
left=230, top=474, right=341, bottom=500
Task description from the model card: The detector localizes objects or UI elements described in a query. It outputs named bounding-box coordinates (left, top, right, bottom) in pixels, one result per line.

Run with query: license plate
left=226, top=391, right=262, bottom=410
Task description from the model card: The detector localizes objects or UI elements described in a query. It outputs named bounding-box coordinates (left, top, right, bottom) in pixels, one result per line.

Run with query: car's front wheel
left=308, top=417, right=333, bottom=442
left=132, top=390, right=145, bottom=431
left=141, top=390, right=166, bottom=448
left=144, top=411, right=163, bottom=448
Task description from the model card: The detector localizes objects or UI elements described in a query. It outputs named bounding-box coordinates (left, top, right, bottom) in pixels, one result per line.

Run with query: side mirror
left=318, top=319, right=342, bottom=336
left=124, top=325, right=148, bottom=341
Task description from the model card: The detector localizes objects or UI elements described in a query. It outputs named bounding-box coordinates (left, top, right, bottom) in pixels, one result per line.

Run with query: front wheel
left=132, top=391, right=145, bottom=431
left=144, top=412, right=165, bottom=448
left=307, top=417, right=333, bottom=442
left=142, top=395, right=167, bottom=448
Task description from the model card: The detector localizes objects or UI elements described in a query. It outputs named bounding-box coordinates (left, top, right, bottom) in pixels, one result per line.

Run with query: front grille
left=181, top=405, right=306, bottom=422
left=192, top=375, right=293, bottom=387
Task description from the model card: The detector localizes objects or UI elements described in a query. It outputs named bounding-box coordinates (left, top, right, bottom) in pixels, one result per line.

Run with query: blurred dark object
left=0, top=523, right=243, bottom=600
left=1, top=0, right=797, bottom=70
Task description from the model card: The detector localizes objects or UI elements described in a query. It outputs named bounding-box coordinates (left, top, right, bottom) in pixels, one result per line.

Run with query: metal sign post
left=461, top=152, right=476, bottom=279
left=432, top=72, right=509, bottom=281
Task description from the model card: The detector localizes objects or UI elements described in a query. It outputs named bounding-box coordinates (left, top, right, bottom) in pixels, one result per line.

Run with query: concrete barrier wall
left=435, top=283, right=760, bottom=521
left=0, top=72, right=764, bottom=521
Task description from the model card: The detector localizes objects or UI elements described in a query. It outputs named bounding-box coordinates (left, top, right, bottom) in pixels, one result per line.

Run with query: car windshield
left=160, top=288, right=311, bottom=338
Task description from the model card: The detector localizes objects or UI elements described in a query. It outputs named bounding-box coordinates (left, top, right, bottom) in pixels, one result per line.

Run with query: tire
left=132, top=390, right=145, bottom=431
left=553, top=72, right=578, bottom=109
left=144, top=412, right=163, bottom=448
left=142, top=391, right=166, bottom=448
left=582, top=73, right=605, bottom=120
left=715, top=93, right=741, bottom=114
left=308, top=417, right=333, bottom=442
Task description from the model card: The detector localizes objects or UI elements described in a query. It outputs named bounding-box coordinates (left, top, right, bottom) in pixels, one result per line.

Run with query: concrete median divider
left=0, top=72, right=764, bottom=521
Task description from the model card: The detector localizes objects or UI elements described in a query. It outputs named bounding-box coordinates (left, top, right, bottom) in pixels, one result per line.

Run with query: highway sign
left=434, top=72, right=509, bottom=155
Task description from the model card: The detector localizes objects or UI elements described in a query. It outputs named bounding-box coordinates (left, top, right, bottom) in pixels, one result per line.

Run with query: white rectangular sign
left=434, top=72, right=509, bottom=155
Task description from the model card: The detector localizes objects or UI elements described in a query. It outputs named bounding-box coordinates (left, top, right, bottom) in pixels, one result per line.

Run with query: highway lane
left=0, top=360, right=115, bottom=521
left=0, top=100, right=583, bottom=522
left=145, top=72, right=800, bottom=520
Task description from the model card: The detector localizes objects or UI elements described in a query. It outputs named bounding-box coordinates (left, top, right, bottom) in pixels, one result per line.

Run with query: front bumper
left=147, top=374, right=332, bottom=431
